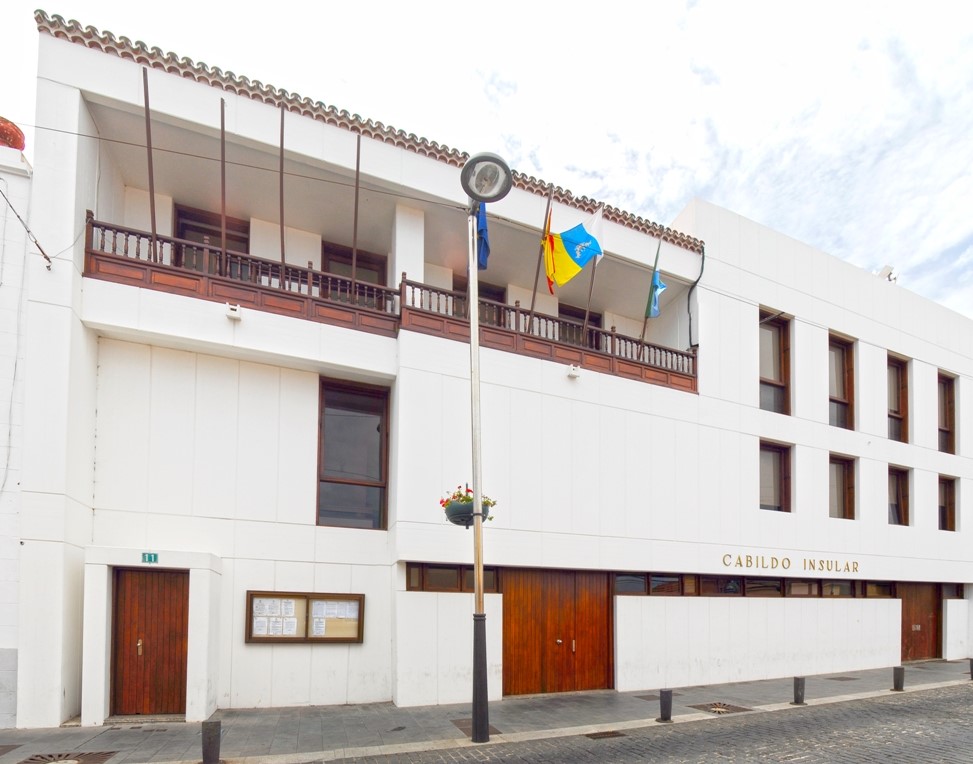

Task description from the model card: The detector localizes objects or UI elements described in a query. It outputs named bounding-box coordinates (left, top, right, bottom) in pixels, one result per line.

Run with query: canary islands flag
left=544, top=207, right=604, bottom=292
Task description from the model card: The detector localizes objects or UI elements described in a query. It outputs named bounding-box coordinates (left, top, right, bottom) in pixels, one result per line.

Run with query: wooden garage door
left=502, top=569, right=612, bottom=696
left=112, top=568, right=189, bottom=715
left=899, top=582, right=940, bottom=662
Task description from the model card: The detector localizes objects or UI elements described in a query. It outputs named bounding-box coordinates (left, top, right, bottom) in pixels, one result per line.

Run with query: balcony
left=85, top=214, right=697, bottom=392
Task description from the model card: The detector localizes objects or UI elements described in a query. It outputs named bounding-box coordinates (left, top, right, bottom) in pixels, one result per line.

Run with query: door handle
left=137, top=638, right=143, bottom=656
left=556, top=638, right=563, bottom=645
left=572, top=639, right=576, bottom=653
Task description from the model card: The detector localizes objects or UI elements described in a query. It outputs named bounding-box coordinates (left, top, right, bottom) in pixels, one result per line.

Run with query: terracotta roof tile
left=35, top=10, right=705, bottom=255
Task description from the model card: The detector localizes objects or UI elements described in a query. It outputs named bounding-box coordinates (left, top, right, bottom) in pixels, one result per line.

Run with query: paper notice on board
left=312, top=601, right=326, bottom=618
left=324, top=601, right=339, bottom=619
left=345, top=600, right=360, bottom=619
left=254, top=598, right=281, bottom=617
left=281, top=599, right=296, bottom=617
left=268, top=618, right=284, bottom=636
left=282, top=617, right=298, bottom=636
left=252, top=617, right=269, bottom=636
left=312, top=617, right=326, bottom=637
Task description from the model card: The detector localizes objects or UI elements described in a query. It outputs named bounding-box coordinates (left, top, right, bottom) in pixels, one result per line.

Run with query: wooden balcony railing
left=400, top=280, right=697, bottom=391
left=84, top=213, right=400, bottom=336
left=83, top=214, right=697, bottom=391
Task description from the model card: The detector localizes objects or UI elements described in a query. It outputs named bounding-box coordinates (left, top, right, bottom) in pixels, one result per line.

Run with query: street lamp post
left=459, top=152, right=512, bottom=744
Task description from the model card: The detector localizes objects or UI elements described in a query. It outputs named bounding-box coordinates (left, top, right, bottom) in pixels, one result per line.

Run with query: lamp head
left=461, top=152, right=513, bottom=203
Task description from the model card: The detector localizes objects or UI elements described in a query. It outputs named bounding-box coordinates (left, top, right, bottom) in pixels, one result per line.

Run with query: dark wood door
left=502, top=568, right=612, bottom=696
left=112, top=568, right=189, bottom=715
left=899, top=582, right=940, bottom=662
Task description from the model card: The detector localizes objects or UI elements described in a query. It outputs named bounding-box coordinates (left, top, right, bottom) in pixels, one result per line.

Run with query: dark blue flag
left=477, top=202, right=490, bottom=270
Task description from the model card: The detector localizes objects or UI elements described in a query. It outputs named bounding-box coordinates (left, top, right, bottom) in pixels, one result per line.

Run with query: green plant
left=440, top=485, right=496, bottom=520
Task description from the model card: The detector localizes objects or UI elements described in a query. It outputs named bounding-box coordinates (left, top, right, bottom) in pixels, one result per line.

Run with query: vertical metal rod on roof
left=351, top=132, right=362, bottom=302
left=220, top=98, right=227, bottom=266
left=638, top=237, right=663, bottom=361
left=279, top=103, right=286, bottom=265
left=526, top=185, right=554, bottom=333
left=141, top=68, right=158, bottom=262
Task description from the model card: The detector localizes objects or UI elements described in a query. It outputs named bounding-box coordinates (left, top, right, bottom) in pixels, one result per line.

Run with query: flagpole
left=639, top=238, right=664, bottom=361
left=580, top=246, right=599, bottom=345
left=526, top=185, right=554, bottom=333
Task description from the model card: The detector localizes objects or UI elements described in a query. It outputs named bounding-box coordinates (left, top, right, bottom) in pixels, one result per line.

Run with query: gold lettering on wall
left=721, top=552, right=859, bottom=574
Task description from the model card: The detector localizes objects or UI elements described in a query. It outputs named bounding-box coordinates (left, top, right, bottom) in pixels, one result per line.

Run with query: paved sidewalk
left=0, top=660, right=969, bottom=764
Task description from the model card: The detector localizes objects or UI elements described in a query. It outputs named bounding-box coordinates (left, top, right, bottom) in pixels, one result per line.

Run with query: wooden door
left=112, top=568, right=189, bottom=715
left=502, top=568, right=612, bottom=696
left=899, top=582, right=940, bottom=662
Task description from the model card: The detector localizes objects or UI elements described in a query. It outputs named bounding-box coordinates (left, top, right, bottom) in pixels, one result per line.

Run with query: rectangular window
left=938, top=374, right=955, bottom=454
left=829, top=456, right=855, bottom=519
left=865, top=582, right=894, bottom=597
left=760, top=442, right=791, bottom=512
left=786, top=580, right=820, bottom=597
left=174, top=204, right=250, bottom=274
left=614, top=573, right=648, bottom=595
left=887, top=356, right=908, bottom=442
left=317, top=380, right=388, bottom=529
left=649, top=574, right=682, bottom=595
left=759, top=311, right=790, bottom=414
left=821, top=580, right=854, bottom=597
left=699, top=576, right=742, bottom=596
left=744, top=578, right=783, bottom=597
left=828, top=336, right=854, bottom=428
left=322, top=242, right=387, bottom=285
left=888, top=467, right=909, bottom=526
left=939, top=476, right=956, bottom=532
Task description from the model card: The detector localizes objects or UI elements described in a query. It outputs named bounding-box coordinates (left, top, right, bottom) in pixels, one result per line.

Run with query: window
left=786, top=580, right=820, bottom=597
left=744, top=578, right=783, bottom=596
left=865, top=582, right=894, bottom=597
left=317, top=380, right=388, bottom=529
left=821, top=580, right=854, bottom=597
left=453, top=274, right=507, bottom=325
left=760, top=442, right=791, bottom=512
left=614, top=574, right=648, bottom=595
left=649, top=574, right=682, bottom=595
left=322, top=242, right=386, bottom=285
left=939, top=476, right=956, bottom=532
left=558, top=303, right=603, bottom=349
left=174, top=204, right=250, bottom=273
left=938, top=374, right=955, bottom=454
left=829, top=456, right=855, bottom=519
left=759, top=311, right=789, bottom=413
left=888, top=467, right=909, bottom=526
left=700, top=576, right=742, bottom=595
left=828, top=336, right=854, bottom=428
left=406, top=563, right=499, bottom=593
left=887, top=356, right=908, bottom=442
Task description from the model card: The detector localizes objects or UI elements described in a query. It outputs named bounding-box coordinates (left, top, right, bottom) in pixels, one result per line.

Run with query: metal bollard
left=892, top=666, right=905, bottom=692
left=202, top=719, right=222, bottom=764
left=656, top=688, right=673, bottom=723
left=791, top=676, right=806, bottom=705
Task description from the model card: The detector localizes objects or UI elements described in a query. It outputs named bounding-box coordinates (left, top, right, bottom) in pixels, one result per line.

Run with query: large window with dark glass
left=759, top=311, right=789, bottom=413
left=317, top=380, right=388, bottom=529
left=888, top=467, right=909, bottom=526
left=760, top=442, right=790, bottom=512
left=828, top=336, right=853, bottom=428
left=887, top=356, right=908, bottom=442
left=938, top=373, right=955, bottom=454
left=174, top=204, right=250, bottom=273
left=829, top=455, right=855, bottom=519
left=939, top=476, right=956, bottom=532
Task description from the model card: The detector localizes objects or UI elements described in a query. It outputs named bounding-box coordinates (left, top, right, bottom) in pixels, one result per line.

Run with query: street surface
left=322, top=684, right=973, bottom=763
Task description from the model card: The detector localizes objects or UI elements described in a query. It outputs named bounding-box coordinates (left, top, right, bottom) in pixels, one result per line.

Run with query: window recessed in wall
left=759, top=311, right=790, bottom=414
left=938, top=373, right=955, bottom=454
left=888, top=467, right=910, bottom=526
left=174, top=204, right=250, bottom=273
left=939, top=476, right=956, bottom=532
left=317, top=379, right=389, bottom=530
left=829, top=455, right=855, bottom=520
left=759, top=441, right=791, bottom=512
left=828, top=336, right=854, bottom=429
left=887, top=356, right=908, bottom=442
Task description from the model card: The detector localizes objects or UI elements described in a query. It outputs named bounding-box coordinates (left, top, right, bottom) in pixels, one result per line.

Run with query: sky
left=2, top=1, right=972, bottom=318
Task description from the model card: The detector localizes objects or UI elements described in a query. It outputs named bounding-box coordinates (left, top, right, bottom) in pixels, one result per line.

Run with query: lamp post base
left=472, top=612, right=489, bottom=742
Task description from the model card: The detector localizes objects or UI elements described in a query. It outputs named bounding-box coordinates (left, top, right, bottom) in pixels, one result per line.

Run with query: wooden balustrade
left=84, top=214, right=696, bottom=390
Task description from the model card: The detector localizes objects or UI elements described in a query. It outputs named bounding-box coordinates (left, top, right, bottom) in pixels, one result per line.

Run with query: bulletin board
left=245, top=591, right=364, bottom=644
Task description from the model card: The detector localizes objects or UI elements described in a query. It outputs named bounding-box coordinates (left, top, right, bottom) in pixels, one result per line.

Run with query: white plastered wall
left=615, top=596, right=901, bottom=690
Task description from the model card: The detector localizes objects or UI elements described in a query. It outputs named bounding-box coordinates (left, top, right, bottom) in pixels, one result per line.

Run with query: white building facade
left=1, top=12, right=970, bottom=729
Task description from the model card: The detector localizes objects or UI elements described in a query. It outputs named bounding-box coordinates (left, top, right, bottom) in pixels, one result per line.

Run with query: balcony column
left=391, top=204, right=425, bottom=287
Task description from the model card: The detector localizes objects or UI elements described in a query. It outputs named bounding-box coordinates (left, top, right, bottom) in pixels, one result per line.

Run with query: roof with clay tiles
left=35, top=10, right=705, bottom=255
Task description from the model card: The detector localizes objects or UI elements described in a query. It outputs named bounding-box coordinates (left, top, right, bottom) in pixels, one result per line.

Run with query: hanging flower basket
left=440, top=486, right=496, bottom=529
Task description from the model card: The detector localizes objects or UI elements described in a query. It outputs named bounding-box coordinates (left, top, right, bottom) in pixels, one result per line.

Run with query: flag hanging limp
left=644, top=237, right=667, bottom=318
left=544, top=207, right=604, bottom=292
left=476, top=202, right=490, bottom=270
